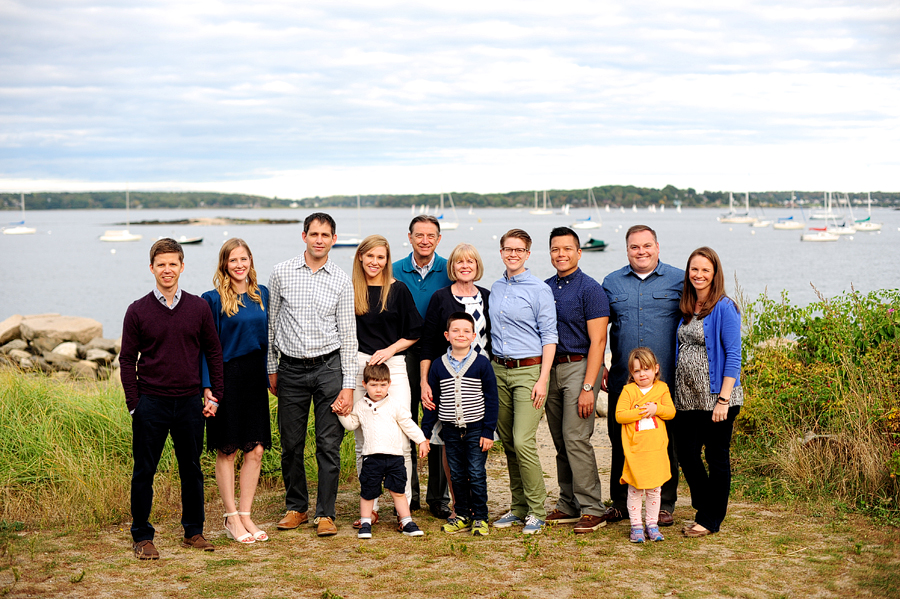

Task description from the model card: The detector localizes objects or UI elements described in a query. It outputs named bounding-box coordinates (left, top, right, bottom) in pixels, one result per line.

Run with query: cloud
left=0, top=0, right=898, bottom=194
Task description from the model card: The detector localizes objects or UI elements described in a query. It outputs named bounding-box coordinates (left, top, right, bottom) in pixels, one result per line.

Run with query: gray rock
left=52, top=342, right=80, bottom=360
left=0, top=315, right=23, bottom=345
left=71, top=360, right=98, bottom=380
left=20, top=315, right=103, bottom=348
left=41, top=351, right=73, bottom=371
left=1, top=339, right=28, bottom=354
left=19, top=356, right=34, bottom=369
left=85, top=348, right=114, bottom=364
left=8, top=349, right=32, bottom=362
left=33, top=356, right=54, bottom=373
left=86, top=337, right=120, bottom=353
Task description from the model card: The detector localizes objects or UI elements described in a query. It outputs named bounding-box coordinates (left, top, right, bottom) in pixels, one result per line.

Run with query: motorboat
left=580, top=237, right=608, bottom=252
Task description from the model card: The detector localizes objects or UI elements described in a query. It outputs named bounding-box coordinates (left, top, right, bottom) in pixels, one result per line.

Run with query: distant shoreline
left=122, top=217, right=300, bottom=226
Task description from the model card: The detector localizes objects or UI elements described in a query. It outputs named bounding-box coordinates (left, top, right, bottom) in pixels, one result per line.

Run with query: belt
left=554, top=354, right=585, bottom=365
left=492, top=355, right=542, bottom=369
left=280, top=349, right=339, bottom=367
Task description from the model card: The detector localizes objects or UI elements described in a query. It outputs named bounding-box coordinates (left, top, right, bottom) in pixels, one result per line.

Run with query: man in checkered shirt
left=267, top=212, right=358, bottom=537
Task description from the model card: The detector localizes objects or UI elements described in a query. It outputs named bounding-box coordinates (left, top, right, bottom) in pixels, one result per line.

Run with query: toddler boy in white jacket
left=339, top=362, right=431, bottom=539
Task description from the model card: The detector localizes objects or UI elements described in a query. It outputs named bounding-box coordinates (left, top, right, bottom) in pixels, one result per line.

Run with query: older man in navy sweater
left=120, top=238, right=224, bottom=560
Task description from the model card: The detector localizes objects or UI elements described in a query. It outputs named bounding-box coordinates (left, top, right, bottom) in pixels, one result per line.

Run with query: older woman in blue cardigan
left=673, top=246, right=743, bottom=538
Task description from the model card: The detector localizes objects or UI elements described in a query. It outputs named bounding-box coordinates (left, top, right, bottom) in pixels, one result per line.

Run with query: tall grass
left=0, top=369, right=357, bottom=528
left=737, top=288, right=900, bottom=519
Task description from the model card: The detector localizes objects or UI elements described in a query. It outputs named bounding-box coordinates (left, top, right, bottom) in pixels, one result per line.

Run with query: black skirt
left=206, top=349, right=272, bottom=454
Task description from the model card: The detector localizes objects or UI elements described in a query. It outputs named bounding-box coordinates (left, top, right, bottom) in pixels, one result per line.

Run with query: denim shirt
left=489, top=268, right=558, bottom=359
left=602, top=261, right=684, bottom=401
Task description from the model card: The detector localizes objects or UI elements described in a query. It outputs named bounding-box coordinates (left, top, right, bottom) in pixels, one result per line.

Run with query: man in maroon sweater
left=119, top=238, right=224, bottom=560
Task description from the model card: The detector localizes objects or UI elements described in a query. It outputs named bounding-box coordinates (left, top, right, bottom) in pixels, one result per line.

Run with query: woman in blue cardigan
left=674, top=246, right=742, bottom=538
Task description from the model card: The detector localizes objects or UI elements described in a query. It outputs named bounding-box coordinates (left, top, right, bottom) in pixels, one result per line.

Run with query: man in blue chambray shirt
left=601, top=224, right=683, bottom=527
left=543, top=227, right=610, bottom=534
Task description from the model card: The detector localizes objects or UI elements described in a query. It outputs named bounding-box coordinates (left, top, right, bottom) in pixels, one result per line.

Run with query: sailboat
left=2, top=192, right=37, bottom=235
left=773, top=193, right=805, bottom=230
left=853, top=192, right=882, bottom=232
left=718, top=192, right=757, bottom=224
left=809, top=192, right=844, bottom=220
left=824, top=193, right=855, bottom=236
left=437, top=192, right=460, bottom=230
left=100, top=190, right=142, bottom=242
left=333, top=195, right=364, bottom=248
left=571, top=189, right=602, bottom=230
left=530, top=191, right=553, bottom=215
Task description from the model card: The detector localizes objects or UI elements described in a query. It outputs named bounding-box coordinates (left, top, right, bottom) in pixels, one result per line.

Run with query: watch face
left=583, top=384, right=593, bottom=392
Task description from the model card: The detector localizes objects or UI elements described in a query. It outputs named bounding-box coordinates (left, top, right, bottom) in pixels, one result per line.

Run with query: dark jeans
left=131, top=393, right=205, bottom=542
left=406, top=345, right=449, bottom=509
left=277, top=352, right=344, bottom=519
left=607, top=387, right=679, bottom=514
left=442, top=423, right=489, bottom=521
left=674, top=406, right=740, bottom=533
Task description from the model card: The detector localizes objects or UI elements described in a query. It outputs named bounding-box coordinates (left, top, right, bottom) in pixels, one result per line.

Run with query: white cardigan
left=338, top=393, right=426, bottom=456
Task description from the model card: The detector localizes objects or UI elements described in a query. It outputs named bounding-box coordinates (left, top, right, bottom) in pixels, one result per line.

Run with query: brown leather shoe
left=598, top=506, right=626, bottom=523
left=133, top=539, right=159, bottom=560
left=545, top=509, right=580, bottom=525
left=315, top=516, right=338, bottom=537
left=182, top=534, right=215, bottom=551
left=277, top=510, right=309, bottom=530
left=573, top=514, right=607, bottom=534
left=683, top=523, right=712, bottom=537
left=658, top=510, right=674, bottom=527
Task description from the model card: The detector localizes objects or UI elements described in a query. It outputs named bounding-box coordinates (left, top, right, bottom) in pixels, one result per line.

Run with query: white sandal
left=239, top=511, right=268, bottom=542
left=224, top=511, right=255, bottom=544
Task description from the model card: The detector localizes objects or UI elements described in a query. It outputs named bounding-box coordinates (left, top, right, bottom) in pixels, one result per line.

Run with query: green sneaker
left=471, top=520, right=490, bottom=536
left=442, top=516, right=472, bottom=534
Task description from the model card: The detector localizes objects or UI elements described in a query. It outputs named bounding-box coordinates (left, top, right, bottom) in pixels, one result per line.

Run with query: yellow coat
left=615, top=381, right=676, bottom=489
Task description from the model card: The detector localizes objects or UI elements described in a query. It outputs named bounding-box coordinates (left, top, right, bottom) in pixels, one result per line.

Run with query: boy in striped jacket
left=422, top=312, right=499, bottom=536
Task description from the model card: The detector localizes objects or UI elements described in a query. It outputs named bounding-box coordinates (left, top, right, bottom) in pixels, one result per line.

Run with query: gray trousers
left=545, top=360, right=605, bottom=517
left=277, top=352, right=344, bottom=519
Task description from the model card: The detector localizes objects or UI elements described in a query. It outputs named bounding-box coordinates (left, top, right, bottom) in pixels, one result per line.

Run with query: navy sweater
left=120, top=291, right=224, bottom=412
left=422, top=353, right=499, bottom=440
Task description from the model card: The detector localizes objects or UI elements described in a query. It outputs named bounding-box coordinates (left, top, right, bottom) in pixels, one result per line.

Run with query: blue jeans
left=131, top=393, right=205, bottom=542
left=277, top=352, right=345, bottom=519
left=442, top=422, right=489, bottom=521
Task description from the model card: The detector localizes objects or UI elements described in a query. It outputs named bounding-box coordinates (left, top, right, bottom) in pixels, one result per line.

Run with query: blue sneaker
left=630, top=526, right=645, bottom=543
left=401, top=521, right=424, bottom=537
left=493, top=511, right=524, bottom=528
left=522, top=515, right=545, bottom=535
left=358, top=522, right=372, bottom=539
left=645, top=525, right=664, bottom=542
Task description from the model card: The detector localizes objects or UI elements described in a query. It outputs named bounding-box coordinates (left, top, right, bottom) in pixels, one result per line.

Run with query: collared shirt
left=412, top=253, right=435, bottom=279
left=545, top=268, right=610, bottom=355
left=446, top=346, right=474, bottom=373
left=602, top=260, right=684, bottom=400
left=266, top=252, right=358, bottom=388
left=489, top=268, right=558, bottom=359
left=392, top=252, right=451, bottom=318
left=152, top=287, right=182, bottom=309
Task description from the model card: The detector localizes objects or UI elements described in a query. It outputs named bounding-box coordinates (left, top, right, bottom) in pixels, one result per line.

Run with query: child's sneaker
left=471, top=520, right=490, bottom=536
left=629, top=526, right=645, bottom=543
left=492, top=511, right=524, bottom=528
left=401, top=521, right=424, bottom=537
left=357, top=522, right=372, bottom=539
left=522, top=515, right=545, bottom=535
left=645, top=525, right=664, bottom=542
left=442, top=516, right=472, bottom=534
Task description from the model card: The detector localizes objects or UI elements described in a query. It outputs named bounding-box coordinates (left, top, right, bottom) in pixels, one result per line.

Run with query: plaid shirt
left=267, top=252, right=358, bottom=389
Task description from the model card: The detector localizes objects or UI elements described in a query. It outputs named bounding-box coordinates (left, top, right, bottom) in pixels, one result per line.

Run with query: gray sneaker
left=522, top=515, right=545, bottom=535
left=493, top=511, right=524, bottom=528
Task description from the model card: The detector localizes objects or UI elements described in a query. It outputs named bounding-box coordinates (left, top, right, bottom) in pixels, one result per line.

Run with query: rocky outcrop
left=0, top=314, right=119, bottom=382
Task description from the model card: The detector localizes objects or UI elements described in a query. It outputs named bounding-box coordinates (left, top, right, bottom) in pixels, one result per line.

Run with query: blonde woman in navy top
left=202, top=238, right=272, bottom=545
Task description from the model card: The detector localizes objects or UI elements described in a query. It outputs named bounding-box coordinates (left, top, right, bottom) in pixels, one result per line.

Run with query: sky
left=1, top=0, right=898, bottom=198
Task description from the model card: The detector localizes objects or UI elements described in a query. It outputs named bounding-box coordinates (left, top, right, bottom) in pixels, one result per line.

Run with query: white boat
left=2, top=193, right=37, bottom=235
left=801, top=230, right=840, bottom=242
left=809, top=192, right=844, bottom=221
left=605, top=204, right=610, bottom=213
left=437, top=192, right=460, bottom=230
left=773, top=216, right=804, bottom=230
left=719, top=192, right=757, bottom=224
left=751, top=220, right=772, bottom=228
left=825, top=193, right=856, bottom=235
left=334, top=194, right=363, bottom=248
left=631, top=204, right=637, bottom=213
left=571, top=189, right=602, bottom=229
left=158, top=235, right=203, bottom=245
left=559, top=204, right=570, bottom=216
left=854, top=192, right=882, bottom=232
left=530, top=190, right=553, bottom=215
left=100, top=190, right=142, bottom=242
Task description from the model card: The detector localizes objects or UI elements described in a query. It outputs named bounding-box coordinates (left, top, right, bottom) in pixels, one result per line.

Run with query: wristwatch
left=582, top=383, right=594, bottom=392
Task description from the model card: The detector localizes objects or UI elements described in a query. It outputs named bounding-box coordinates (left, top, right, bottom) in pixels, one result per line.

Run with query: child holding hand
left=615, top=347, right=676, bottom=543
left=339, top=362, right=430, bottom=539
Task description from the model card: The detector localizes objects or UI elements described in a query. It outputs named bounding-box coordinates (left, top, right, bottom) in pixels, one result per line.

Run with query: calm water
left=3, top=206, right=899, bottom=339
